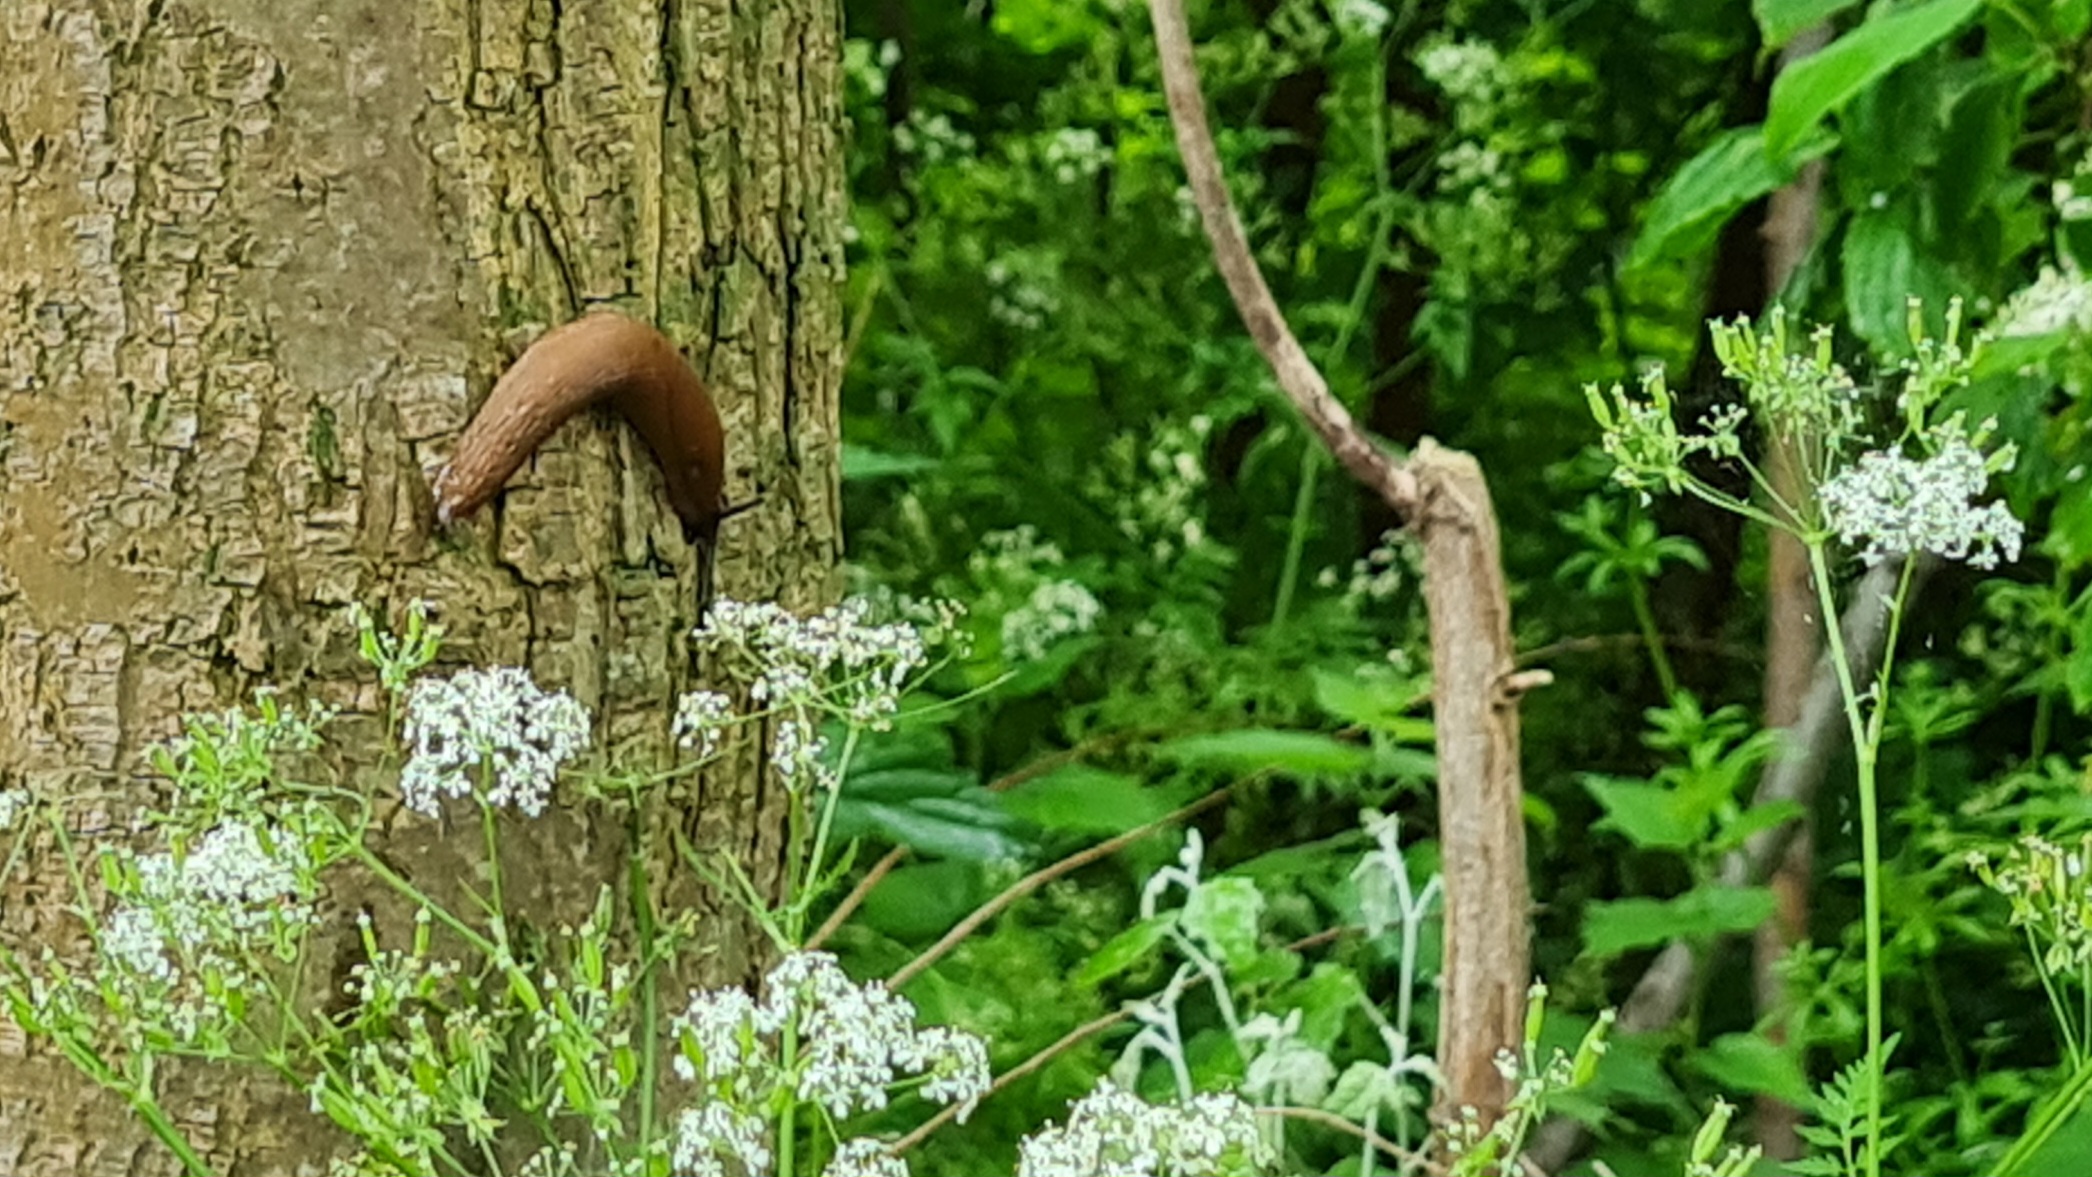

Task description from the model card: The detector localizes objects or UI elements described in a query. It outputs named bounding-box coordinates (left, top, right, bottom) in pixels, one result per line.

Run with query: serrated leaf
left=1582, top=886, right=1776, bottom=959
left=1711, top=800, right=1807, bottom=853
left=1157, top=729, right=1371, bottom=776
left=1628, top=126, right=1838, bottom=271
left=1696, top=1032, right=1813, bottom=1105
left=1310, top=668, right=1429, bottom=734
left=1581, top=775, right=1705, bottom=850
left=1075, top=917, right=1172, bottom=986
left=1764, top=0, right=1982, bottom=160
left=1002, top=765, right=1188, bottom=835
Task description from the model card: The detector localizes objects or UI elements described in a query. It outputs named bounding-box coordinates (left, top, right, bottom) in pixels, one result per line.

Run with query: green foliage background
left=824, top=0, right=2092, bottom=1173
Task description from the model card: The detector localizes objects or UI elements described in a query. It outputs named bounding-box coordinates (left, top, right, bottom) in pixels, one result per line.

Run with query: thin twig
left=807, top=732, right=1156, bottom=950
left=1516, top=632, right=1757, bottom=667
left=889, top=788, right=1233, bottom=989
left=806, top=845, right=909, bottom=951
left=889, top=1009, right=1136, bottom=1155
left=1261, top=1105, right=1441, bottom=1174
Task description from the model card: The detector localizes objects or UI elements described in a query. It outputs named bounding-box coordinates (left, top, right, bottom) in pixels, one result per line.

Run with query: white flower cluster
left=1087, top=419, right=1214, bottom=565
left=0, top=787, right=30, bottom=831
left=971, top=526, right=1067, bottom=581
left=697, top=598, right=929, bottom=727
left=2058, top=148, right=2092, bottom=222
left=986, top=254, right=1061, bottom=332
left=892, top=110, right=975, bottom=166
left=1040, top=127, right=1110, bottom=184
left=1818, top=437, right=2024, bottom=570
left=1437, top=140, right=1505, bottom=190
left=673, top=690, right=733, bottom=758
left=824, top=1138, right=908, bottom=1177
left=399, top=667, right=591, bottom=818
left=99, top=819, right=314, bottom=1034
left=668, top=952, right=991, bottom=1177
left=1416, top=38, right=1505, bottom=125
left=672, top=1104, right=770, bottom=1177
left=1016, top=1080, right=1269, bottom=1177
left=1328, top=0, right=1391, bottom=37
left=1002, top=580, right=1104, bottom=662
left=1316, top=529, right=1413, bottom=605
left=1969, top=834, right=2092, bottom=975
left=1997, top=263, right=2092, bottom=338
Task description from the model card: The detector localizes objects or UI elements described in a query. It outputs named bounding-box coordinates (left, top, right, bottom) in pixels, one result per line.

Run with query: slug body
left=432, top=312, right=726, bottom=545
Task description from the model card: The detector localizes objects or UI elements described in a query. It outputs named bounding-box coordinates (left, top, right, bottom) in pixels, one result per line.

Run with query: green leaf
left=834, top=771, right=1027, bottom=861
left=1157, top=729, right=1372, bottom=777
left=1841, top=211, right=1958, bottom=354
left=2067, top=606, right=2092, bottom=714
left=1002, top=765, right=1188, bottom=835
left=1764, top=0, right=1983, bottom=160
left=992, top=0, right=1108, bottom=53
left=1627, top=126, right=1838, bottom=270
left=1992, top=1057, right=2092, bottom=1176
left=1075, top=916, right=1172, bottom=987
left=1755, top=0, right=1863, bottom=47
left=1582, top=886, right=1777, bottom=959
left=1711, top=800, right=1807, bottom=853
left=854, top=796, right=1026, bottom=861
left=1182, top=876, right=1267, bottom=966
left=840, top=444, right=939, bottom=481
left=1310, top=668, right=1429, bottom=736
left=858, top=861, right=981, bottom=939
left=1581, top=775, right=1704, bottom=850
left=1696, top=1032, right=1813, bottom=1105
left=844, top=766, right=978, bottom=803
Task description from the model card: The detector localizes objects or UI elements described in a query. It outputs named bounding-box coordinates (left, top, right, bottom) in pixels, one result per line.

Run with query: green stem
left=1271, top=54, right=1397, bottom=630
left=1625, top=574, right=1679, bottom=702
left=480, top=788, right=509, bottom=950
left=1271, top=444, right=1325, bottom=628
left=1808, top=544, right=1903, bottom=1177
left=350, top=844, right=501, bottom=959
left=628, top=797, right=661, bottom=1147
left=794, top=726, right=862, bottom=942
left=778, top=1015, right=801, bottom=1177
left=130, top=1084, right=217, bottom=1176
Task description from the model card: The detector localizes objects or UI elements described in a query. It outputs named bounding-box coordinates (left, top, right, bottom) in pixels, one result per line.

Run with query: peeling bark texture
left=1414, top=439, right=1529, bottom=1128
left=0, top=0, right=844, bottom=1171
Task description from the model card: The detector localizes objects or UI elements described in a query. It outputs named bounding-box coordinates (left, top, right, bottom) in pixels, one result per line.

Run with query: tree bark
left=0, top=0, right=843, bottom=1171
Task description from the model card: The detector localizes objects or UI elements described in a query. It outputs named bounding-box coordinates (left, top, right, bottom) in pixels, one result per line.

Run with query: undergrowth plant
left=0, top=594, right=1464, bottom=1177
left=1588, top=299, right=2024, bottom=1177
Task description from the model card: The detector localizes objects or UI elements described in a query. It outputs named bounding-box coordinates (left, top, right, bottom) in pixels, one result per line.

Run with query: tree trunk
left=0, top=0, right=843, bottom=1171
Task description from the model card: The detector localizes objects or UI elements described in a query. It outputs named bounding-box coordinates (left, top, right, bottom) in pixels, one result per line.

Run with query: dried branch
left=890, top=1008, right=1135, bottom=1155
left=889, top=787, right=1234, bottom=990
left=1146, top=0, right=1418, bottom=519
left=1146, top=0, right=1529, bottom=1127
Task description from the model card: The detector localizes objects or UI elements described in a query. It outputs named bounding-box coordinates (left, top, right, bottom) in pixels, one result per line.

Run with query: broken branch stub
left=1145, top=0, right=1534, bottom=1134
